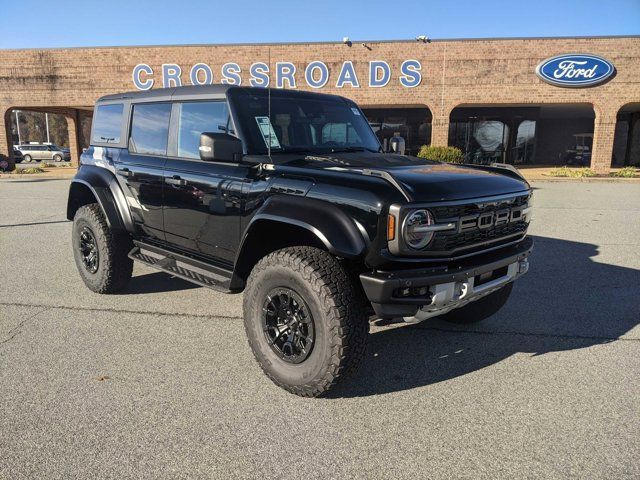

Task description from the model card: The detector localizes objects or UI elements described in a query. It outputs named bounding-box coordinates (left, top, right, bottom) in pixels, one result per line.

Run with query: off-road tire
left=440, top=282, right=514, bottom=324
left=243, top=247, right=369, bottom=397
left=72, top=203, right=133, bottom=293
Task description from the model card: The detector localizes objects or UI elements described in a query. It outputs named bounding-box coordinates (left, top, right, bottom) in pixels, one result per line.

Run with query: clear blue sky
left=0, top=0, right=638, bottom=49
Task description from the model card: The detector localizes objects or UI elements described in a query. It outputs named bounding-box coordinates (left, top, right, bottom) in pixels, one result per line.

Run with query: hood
left=278, top=152, right=530, bottom=202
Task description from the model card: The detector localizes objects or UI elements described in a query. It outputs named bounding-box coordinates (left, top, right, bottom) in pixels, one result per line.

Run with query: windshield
left=228, top=88, right=381, bottom=156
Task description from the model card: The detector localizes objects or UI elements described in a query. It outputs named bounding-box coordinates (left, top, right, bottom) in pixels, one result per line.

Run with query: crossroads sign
left=131, top=60, right=422, bottom=90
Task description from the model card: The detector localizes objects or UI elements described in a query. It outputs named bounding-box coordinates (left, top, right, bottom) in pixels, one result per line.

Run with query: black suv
left=67, top=85, right=532, bottom=396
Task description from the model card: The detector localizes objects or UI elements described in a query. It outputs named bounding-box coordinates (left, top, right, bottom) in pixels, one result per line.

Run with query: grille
left=430, top=220, right=528, bottom=253
left=430, top=194, right=529, bottom=221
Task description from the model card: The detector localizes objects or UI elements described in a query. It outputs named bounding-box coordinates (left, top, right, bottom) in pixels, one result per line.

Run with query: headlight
left=403, top=209, right=435, bottom=249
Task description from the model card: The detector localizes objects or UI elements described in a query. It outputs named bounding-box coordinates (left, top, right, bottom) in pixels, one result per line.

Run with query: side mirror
left=199, top=132, right=243, bottom=162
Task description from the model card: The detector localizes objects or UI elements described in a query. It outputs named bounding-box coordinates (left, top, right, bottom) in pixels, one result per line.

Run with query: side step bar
left=128, top=241, right=233, bottom=292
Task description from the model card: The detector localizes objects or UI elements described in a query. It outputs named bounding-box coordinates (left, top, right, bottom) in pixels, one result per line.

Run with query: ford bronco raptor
left=68, top=85, right=532, bottom=397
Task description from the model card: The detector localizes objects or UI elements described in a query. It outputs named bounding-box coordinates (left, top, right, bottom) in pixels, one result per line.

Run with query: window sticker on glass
left=351, top=107, right=361, bottom=116
left=255, top=116, right=281, bottom=149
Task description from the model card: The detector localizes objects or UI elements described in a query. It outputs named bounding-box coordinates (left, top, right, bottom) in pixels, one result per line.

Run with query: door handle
left=117, top=168, right=133, bottom=178
left=165, top=175, right=187, bottom=186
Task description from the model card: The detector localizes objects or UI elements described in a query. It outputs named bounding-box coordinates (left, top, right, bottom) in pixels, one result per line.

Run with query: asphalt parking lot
left=1, top=178, right=639, bottom=479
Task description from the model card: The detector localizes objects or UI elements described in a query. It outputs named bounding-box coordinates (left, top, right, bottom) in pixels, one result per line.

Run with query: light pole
left=45, top=112, right=50, bottom=144
left=15, top=110, right=22, bottom=145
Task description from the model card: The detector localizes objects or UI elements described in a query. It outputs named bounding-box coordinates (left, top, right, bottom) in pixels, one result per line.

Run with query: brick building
left=1, top=35, right=639, bottom=172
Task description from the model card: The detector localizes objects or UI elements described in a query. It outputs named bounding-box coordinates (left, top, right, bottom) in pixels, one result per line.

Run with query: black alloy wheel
left=79, top=226, right=99, bottom=273
left=262, top=287, right=315, bottom=364
left=243, top=246, right=369, bottom=397
left=72, top=203, right=133, bottom=293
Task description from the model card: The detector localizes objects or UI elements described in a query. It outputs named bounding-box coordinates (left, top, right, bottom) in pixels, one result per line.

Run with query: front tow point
left=455, top=281, right=469, bottom=300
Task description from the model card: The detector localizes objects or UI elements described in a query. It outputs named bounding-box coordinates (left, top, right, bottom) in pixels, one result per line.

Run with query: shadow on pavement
left=329, top=235, right=640, bottom=398
left=123, top=271, right=200, bottom=295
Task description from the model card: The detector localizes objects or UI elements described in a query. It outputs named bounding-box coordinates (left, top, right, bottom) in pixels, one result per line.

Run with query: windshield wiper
left=273, top=147, right=318, bottom=154
left=271, top=146, right=379, bottom=155
left=330, top=147, right=378, bottom=153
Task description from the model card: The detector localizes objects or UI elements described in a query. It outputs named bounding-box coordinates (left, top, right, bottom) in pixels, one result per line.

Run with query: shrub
left=547, top=167, right=571, bottom=177
left=610, top=166, right=638, bottom=178
left=40, top=162, right=57, bottom=168
left=570, top=168, right=596, bottom=178
left=417, top=145, right=464, bottom=164
left=15, top=167, right=45, bottom=174
left=548, top=167, right=596, bottom=178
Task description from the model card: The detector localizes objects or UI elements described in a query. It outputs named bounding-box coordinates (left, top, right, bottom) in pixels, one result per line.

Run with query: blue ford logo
left=535, top=54, right=615, bottom=88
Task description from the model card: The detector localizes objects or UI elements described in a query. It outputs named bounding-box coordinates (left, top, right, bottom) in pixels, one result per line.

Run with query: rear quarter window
left=92, top=104, right=124, bottom=144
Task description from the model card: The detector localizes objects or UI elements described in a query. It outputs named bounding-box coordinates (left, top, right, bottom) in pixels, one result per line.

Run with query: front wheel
left=23, top=154, right=32, bottom=163
left=53, top=154, right=62, bottom=162
left=243, top=247, right=369, bottom=397
left=72, top=203, right=133, bottom=293
left=439, top=282, right=514, bottom=324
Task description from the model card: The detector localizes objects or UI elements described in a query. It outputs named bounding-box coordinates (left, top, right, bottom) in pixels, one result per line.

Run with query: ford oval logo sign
left=536, top=54, right=615, bottom=88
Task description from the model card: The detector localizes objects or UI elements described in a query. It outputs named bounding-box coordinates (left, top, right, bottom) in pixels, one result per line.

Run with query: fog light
left=518, top=259, right=529, bottom=274
left=399, top=287, right=411, bottom=297
left=413, top=286, right=429, bottom=296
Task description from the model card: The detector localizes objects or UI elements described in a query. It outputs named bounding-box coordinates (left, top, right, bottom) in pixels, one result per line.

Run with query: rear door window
left=92, top=104, right=124, bottom=144
left=129, top=103, right=172, bottom=156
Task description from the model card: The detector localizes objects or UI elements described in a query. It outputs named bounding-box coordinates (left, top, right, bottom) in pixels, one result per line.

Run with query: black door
left=162, top=100, right=247, bottom=265
left=114, top=102, right=172, bottom=241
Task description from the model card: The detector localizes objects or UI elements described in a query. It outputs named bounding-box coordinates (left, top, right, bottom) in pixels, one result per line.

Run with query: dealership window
left=514, top=120, right=537, bottom=164
left=129, top=103, right=171, bottom=156
left=449, top=119, right=511, bottom=164
left=613, top=103, right=640, bottom=167
left=92, top=104, right=123, bottom=144
left=362, top=107, right=432, bottom=155
left=449, top=105, right=595, bottom=166
left=177, top=101, right=230, bottom=159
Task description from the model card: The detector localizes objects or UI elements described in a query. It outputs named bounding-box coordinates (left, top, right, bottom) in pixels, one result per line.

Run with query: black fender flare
left=245, top=195, right=368, bottom=258
left=66, top=165, right=134, bottom=232
left=230, top=195, right=369, bottom=289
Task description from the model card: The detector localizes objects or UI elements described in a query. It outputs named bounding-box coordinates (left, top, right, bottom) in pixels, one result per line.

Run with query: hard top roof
left=96, top=85, right=348, bottom=104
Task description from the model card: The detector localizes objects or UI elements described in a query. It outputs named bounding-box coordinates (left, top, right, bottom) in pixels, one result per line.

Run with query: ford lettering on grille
left=458, top=205, right=525, bottom=233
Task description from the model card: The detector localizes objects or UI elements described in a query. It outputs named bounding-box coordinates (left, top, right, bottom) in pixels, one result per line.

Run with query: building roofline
left=2, top=34, right=639, bottom=52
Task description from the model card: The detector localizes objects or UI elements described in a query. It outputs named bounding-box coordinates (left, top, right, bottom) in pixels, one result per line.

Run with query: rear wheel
left=243, top=247, right=369, bottom=397
left=439, top=282, right=514, bottom=324
left=23, top=154, right=32, bottom=163
left=72, top=203, right=133, bottom=293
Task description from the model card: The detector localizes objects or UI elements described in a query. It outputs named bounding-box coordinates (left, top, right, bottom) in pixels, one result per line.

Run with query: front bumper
left=360, top=237, right=533, bottom=319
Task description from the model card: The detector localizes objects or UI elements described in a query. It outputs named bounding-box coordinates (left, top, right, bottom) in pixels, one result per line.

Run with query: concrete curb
left=0, top=169, right=77, bottom=179
left=0, top=173, right=76, bottom=180
left=526, top=176, right=640, bottom=183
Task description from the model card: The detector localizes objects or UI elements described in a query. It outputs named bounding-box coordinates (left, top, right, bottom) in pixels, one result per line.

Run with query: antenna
left=267, top=46, right=272, bottom=159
